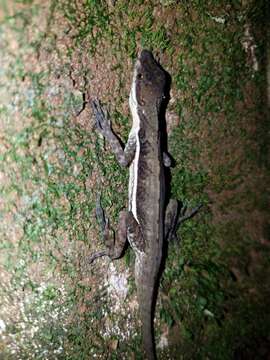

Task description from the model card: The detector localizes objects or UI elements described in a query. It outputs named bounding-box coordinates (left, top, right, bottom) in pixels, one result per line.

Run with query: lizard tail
left=137, top=279, right=157, bottom=360
left=141, top=310, right=156, bottom=360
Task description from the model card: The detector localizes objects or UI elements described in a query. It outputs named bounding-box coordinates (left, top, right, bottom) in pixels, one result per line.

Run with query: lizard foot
left=91, top=99, right=111, bottom=137
left=87, top=194, right=111, bottom=265
left=88, top=194, right=127, bottom=264
left=88, top=249, right=109, bottom=264
left=178, top=203, right=203, bottom=225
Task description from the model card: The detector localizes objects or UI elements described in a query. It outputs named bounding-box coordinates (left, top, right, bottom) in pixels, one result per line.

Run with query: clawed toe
left=91, top=99, right=111, bottom=134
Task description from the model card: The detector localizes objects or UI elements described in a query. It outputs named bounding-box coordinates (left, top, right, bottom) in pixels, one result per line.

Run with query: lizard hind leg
left=110, top=210, right=128, bottom=259
left=88, top=195, right=128, bottom=264
left=164, top=199, right=179, bottom=242
left=164, top=199, right=203, bottom=242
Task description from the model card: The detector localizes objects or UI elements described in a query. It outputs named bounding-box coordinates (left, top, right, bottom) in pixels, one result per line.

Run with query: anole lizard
left=89, top=50, right=201, bottom=359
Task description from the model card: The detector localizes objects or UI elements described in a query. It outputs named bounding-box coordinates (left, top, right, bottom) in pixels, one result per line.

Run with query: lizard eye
left=137, top=73, right=143, bottom=80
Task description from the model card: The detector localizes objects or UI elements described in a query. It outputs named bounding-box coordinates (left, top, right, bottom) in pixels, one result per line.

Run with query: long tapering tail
left=137, top=273, right=158, bottom=360
left=140, top=305, right=156, bottom=360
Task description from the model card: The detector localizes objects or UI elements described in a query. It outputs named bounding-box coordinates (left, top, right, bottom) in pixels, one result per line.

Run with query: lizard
left=89, top=50, right=201, bottom=359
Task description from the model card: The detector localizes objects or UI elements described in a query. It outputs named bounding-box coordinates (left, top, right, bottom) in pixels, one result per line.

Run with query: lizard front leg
left=91, top=99, right=136, bottom=167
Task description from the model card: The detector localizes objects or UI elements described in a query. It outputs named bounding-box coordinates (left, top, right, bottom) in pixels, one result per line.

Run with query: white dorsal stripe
left=128, top=73, right=140, bottom=223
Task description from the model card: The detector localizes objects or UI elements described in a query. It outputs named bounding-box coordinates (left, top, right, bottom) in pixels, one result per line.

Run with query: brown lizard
left=89, top=50, right=201, bottom=359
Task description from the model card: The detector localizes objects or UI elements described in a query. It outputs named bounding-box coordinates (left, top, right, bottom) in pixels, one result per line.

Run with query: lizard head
left=130, top=50, right=167, bottom=110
